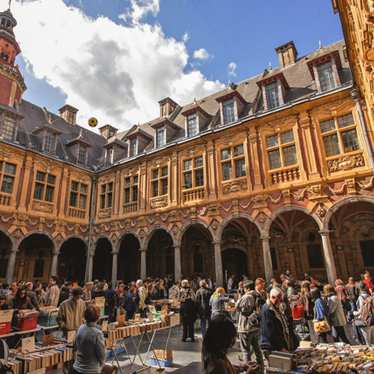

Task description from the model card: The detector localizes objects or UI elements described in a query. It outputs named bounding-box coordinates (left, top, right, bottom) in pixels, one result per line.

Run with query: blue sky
left=8, top=0, right=343, bottom=129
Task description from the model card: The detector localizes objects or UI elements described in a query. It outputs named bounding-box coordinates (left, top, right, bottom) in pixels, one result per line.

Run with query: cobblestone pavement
left=111, top=326, right=241, bottom=373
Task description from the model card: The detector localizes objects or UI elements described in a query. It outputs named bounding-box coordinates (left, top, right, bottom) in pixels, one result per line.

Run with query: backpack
left=239, top=293, right=260, bottom=327
left=360, top=296, right=374, bottom=326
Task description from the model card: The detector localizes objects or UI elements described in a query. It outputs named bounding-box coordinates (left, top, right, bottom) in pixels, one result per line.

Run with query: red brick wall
left=0, top=75, right=12, bottom=106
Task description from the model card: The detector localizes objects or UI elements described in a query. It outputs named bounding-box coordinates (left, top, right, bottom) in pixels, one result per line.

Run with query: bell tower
left=0, top=5, right=26, bottom=107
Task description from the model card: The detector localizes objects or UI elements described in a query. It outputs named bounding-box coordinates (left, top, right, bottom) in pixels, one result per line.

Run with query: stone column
left=85, top=252, right=94, bottom=282
left=261, top=235, right=273, bottom=283
left=6, top=249, right=17, bottom=284
left=174, top=245, right=181, bottom=281
left=140, top=249, right=147, bottom=279
left=213, top=241, right=223, bottom=286
left=319, top=230, right=337, bottom=284
left=111, top=251, right=118, bottom=286
left=50, top=251, right=59, bottom=277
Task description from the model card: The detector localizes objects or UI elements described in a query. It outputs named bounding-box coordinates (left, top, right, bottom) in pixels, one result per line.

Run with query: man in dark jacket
left=260, top=287, right=297, bottom=356
left=195, top=280, right=211, bottom=337
left=236, top=280, right=264, bottom=372
left=179, top=280, right=197, bottom=342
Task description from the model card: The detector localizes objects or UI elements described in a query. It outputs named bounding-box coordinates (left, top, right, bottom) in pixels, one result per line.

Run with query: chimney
left=99, top=124, right=118, bottom=139
left=158, top=97, right=178, bottom=118
left=275, top=41, right=298, bottom=68
left=58, top=104, right=78, bottom=125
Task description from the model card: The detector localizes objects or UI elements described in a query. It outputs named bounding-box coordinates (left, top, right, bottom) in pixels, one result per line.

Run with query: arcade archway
left=180, top=223, right=214, bottom=279
left=328, top=200, right=374, bottom=279
left=17, top=233, right=54, bottom=283
left=118, top=234, right=140, bottom=283
left=147, top=229, right=174, bottom=278
left=220, top=217, right=262, bottom=285
left=0, top=231, right=12, bottom=281
left=93, top=238, right=112, bottom=281
left=270, top=210, right=326, bottom=280
left=58, top=237, right=87, bottom=283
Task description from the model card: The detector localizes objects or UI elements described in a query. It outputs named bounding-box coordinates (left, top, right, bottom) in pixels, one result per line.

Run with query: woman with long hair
left=209, top=287, right=230, bottom=320
left=202, top=316, right=238, bottom=374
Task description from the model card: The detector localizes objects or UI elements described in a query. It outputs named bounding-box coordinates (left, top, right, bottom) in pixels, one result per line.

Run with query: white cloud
left=193, top=48, right=210, bottom=60
left=228, top=62, right=237, bottom=77
left=119, top=0, right=160, bottom=24
left=182, top=32, right=190, bottom=43
left=5, top=0, right=224, bottom=130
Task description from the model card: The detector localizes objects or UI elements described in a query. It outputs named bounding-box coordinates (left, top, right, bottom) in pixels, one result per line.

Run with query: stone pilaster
left=111, top=251, right=118, bottom=285
left=261, top=235, right=273, bottom=282
left=213, top=241, right=223, bottom=286
left=6, top=249, right=17, bottom=284
left=140, top=249, right=147, bottom=279
left=319, top=230, right=337, bottom=284
left=174, top=245, right=181, bottom=281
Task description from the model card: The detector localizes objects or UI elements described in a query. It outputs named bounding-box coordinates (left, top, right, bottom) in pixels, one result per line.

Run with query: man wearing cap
left=236, top=280, right=264, bottom=372
left=57, top=287, right=86, bottom=334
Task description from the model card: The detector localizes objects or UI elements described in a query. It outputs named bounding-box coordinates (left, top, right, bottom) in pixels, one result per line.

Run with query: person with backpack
left=195, top=280, right=212, bottom=337
left=236, top=280, right=264, bottom=373
left=354, top=283, right=374, bottom=344
left=324, top=284, right=350, bottom=344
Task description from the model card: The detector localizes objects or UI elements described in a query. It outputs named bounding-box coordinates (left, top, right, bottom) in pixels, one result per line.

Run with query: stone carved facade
left=0, top=4, right=374, bottom=285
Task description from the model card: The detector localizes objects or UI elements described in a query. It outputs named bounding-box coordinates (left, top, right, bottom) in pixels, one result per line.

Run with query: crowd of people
left=0, top=270, right=372, bottom=374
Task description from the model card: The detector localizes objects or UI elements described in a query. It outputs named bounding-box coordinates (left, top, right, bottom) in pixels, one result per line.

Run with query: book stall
left=267, top=344, right=374, bottom=373
left=105, top=305, right=180, bottom=374
left=0, top=334, right=74, bottom=374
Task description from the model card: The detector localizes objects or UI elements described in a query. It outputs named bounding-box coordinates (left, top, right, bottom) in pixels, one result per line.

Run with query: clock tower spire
left=0, top=6, right=26, bottom=107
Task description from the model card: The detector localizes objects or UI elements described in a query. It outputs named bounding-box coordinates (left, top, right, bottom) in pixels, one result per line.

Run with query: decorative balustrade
left=183, top=187, right=205, bottom=202
left=68, top=207, right=86, bottom=219
left=0, top=194, right=10, bottom=206
left=123, top=202, right=138, bottom=214
left=270, top=167, right=300, bottom=184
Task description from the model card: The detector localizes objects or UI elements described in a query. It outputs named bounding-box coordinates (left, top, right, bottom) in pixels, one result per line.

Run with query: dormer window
left=77, top=144, right=87, bottom=164
left=129, top=138, right=138, bottom=156
left=186, top=114, right=198, bottom=137
left=265, top=82, right=280, bottom=110
left=222, top=99, right=236, bottom=124
left=258, top=73, right=288, bottom=111
left=43, top=132, right=56, bottom=153
left=106, top=147, right=114, bottom=164
left=156, top=127, right=166, bottom=148
left=316, top=62, right=336, bottom=92
left=1, top=116, right=16, bottom=142
left=308, top=51, right=342, bottom=93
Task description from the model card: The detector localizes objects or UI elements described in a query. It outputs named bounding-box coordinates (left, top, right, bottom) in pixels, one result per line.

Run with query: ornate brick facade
left=0, top=4, right=374, bottom=286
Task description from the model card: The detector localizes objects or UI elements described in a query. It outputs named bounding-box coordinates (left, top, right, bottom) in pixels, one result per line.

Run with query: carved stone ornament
left=253, top=194, right=269, bottom=209
left=327, top=154, right=365, bottom=173
left=32, top=201, right=54, bottom=214
left=222, top=178, right=248, bottom=194
left=150, top=196, right=168, bottom=209
left=209, top=218, right=219, bottom=231
left=98, top=208, right=112, bottom=219
left=316, top=205, right=326, bottom=218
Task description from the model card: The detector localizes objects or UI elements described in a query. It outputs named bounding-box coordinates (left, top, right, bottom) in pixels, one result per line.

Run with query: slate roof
left=15, top=100, right=107, bottom=170
left=2, top=40, right=352, bottom=171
